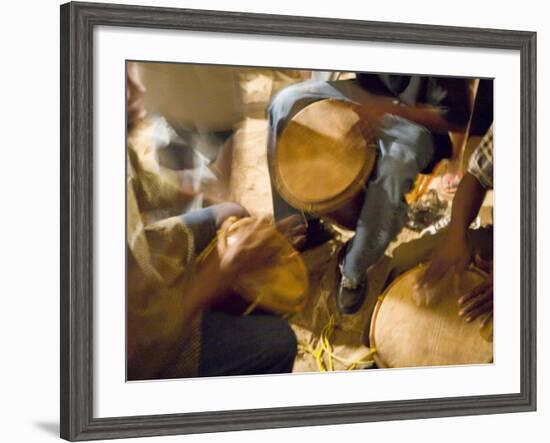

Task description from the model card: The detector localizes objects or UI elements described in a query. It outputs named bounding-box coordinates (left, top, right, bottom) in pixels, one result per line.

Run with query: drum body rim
left=369, top=264, right=490, bottom=369
left=273, top=98, right=378, bottom=215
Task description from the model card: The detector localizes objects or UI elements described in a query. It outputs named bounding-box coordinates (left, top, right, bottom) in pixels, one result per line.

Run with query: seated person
left=417, top=125, right=494, bottom=327
left=266, top=73, right=469, bottom=314
left=126, top=63, right=299, bottom=380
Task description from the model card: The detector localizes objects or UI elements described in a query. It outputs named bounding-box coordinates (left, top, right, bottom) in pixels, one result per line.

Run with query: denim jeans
left=267, top=80, right=435, bottom=286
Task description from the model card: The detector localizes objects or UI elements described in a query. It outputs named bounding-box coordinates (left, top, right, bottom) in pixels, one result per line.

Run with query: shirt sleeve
left=467, top=126, right=494, bottom=190
left=127, top=153, right=199, bottom=377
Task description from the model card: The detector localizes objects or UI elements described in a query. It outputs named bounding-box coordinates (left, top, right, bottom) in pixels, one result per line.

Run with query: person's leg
left=267, top=80, right=365, bottom=250
left=441, top=131, right=466, bottom=194
left=338, top=115, right=436, bottom=313
left=198, top=311, right=297, bottom=377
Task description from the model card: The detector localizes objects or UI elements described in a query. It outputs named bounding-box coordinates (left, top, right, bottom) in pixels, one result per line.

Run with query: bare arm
left=447, top=173, right=487, bottom=242
left=354, top=96, right=467, bottom=133
left=417, top=173, right=487, bottom=289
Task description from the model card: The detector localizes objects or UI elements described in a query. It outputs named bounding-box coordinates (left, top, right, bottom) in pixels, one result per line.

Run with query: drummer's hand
left=416, top=230, right=473, bottom=293
left=219, top=217, right=279, bottom=275
left=458, top=271, right=493, bottom=327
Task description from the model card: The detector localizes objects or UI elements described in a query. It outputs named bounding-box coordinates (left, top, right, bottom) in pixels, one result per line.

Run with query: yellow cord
left=299, top=315, right=376, bottom=372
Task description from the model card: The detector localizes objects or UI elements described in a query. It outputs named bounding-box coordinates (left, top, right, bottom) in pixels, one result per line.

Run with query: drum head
left=218, top=218, right=309, bottom=314
left=274, top=99, right=377, bottom=214
left=370, top=265, right=493, bottom=368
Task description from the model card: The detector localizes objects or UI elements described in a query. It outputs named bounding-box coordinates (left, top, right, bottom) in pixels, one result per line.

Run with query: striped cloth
left=127, top=118, right=201, bottom=380
left=467, top=125, right=494, bottom=190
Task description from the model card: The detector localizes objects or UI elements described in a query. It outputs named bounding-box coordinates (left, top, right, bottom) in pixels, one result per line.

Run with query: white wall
left=0, top=0, right=547, bottom=441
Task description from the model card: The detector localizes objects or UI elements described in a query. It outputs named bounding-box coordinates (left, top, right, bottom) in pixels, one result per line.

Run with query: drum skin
left=218, top=218, right=309, bottom=314
left=274, top=99, right=377, bottom=223
left=370, top=265, right=493, bottom=368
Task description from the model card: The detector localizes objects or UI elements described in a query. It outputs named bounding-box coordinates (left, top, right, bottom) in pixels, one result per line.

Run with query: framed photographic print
left=60, top=1, right=537, bottom=441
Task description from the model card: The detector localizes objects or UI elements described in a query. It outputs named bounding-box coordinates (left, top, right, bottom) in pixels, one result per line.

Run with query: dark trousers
left=199, top=311, right=297, bottom=377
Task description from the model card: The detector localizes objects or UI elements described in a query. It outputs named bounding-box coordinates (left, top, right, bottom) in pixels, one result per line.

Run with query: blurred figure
left=267, top=73, right=469, bottom=314
left=136, top=63, right=308, bottom=212
left=417, top=126, right=494, bottom=327
left=126, top=63, right=298, bottom=380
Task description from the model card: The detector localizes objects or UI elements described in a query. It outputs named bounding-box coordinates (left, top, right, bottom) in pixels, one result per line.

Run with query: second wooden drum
left=370, top=265, right=493, bottom=368
left=273, top=99, right=378, bottom=230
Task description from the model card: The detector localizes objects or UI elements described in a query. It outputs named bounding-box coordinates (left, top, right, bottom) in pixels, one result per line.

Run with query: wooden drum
left=273, top=99, right=378, bottom=230
left=370, top=265, right=493, bottom=368
left=217, top=217, right=309, bottom=314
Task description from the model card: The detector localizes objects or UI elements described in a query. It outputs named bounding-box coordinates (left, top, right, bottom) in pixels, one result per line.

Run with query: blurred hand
left=413, top=270, right=458, bottom=307
left=218, top=217, right=280, bottom=276
left=458, top=271, right=493, bottom=326
left=416, top=230, right=473, bottom=295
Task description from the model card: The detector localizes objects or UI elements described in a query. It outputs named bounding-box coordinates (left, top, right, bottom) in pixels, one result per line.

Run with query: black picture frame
left=60, top=1, right=537, bottom=441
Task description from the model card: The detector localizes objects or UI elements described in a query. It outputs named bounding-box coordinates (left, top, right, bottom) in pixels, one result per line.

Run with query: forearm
left=356, top=96, right=467, bottom=133
left=447, top=173, right=487, bottom=240
left=392, top=104, right=466, bottom=133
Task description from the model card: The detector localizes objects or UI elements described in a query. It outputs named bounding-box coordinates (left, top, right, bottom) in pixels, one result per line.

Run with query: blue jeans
left=267, top=80, right=435, bottom=286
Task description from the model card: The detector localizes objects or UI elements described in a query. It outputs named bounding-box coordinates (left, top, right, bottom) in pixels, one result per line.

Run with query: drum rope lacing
left=298, top=315, right=376, bottom=372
